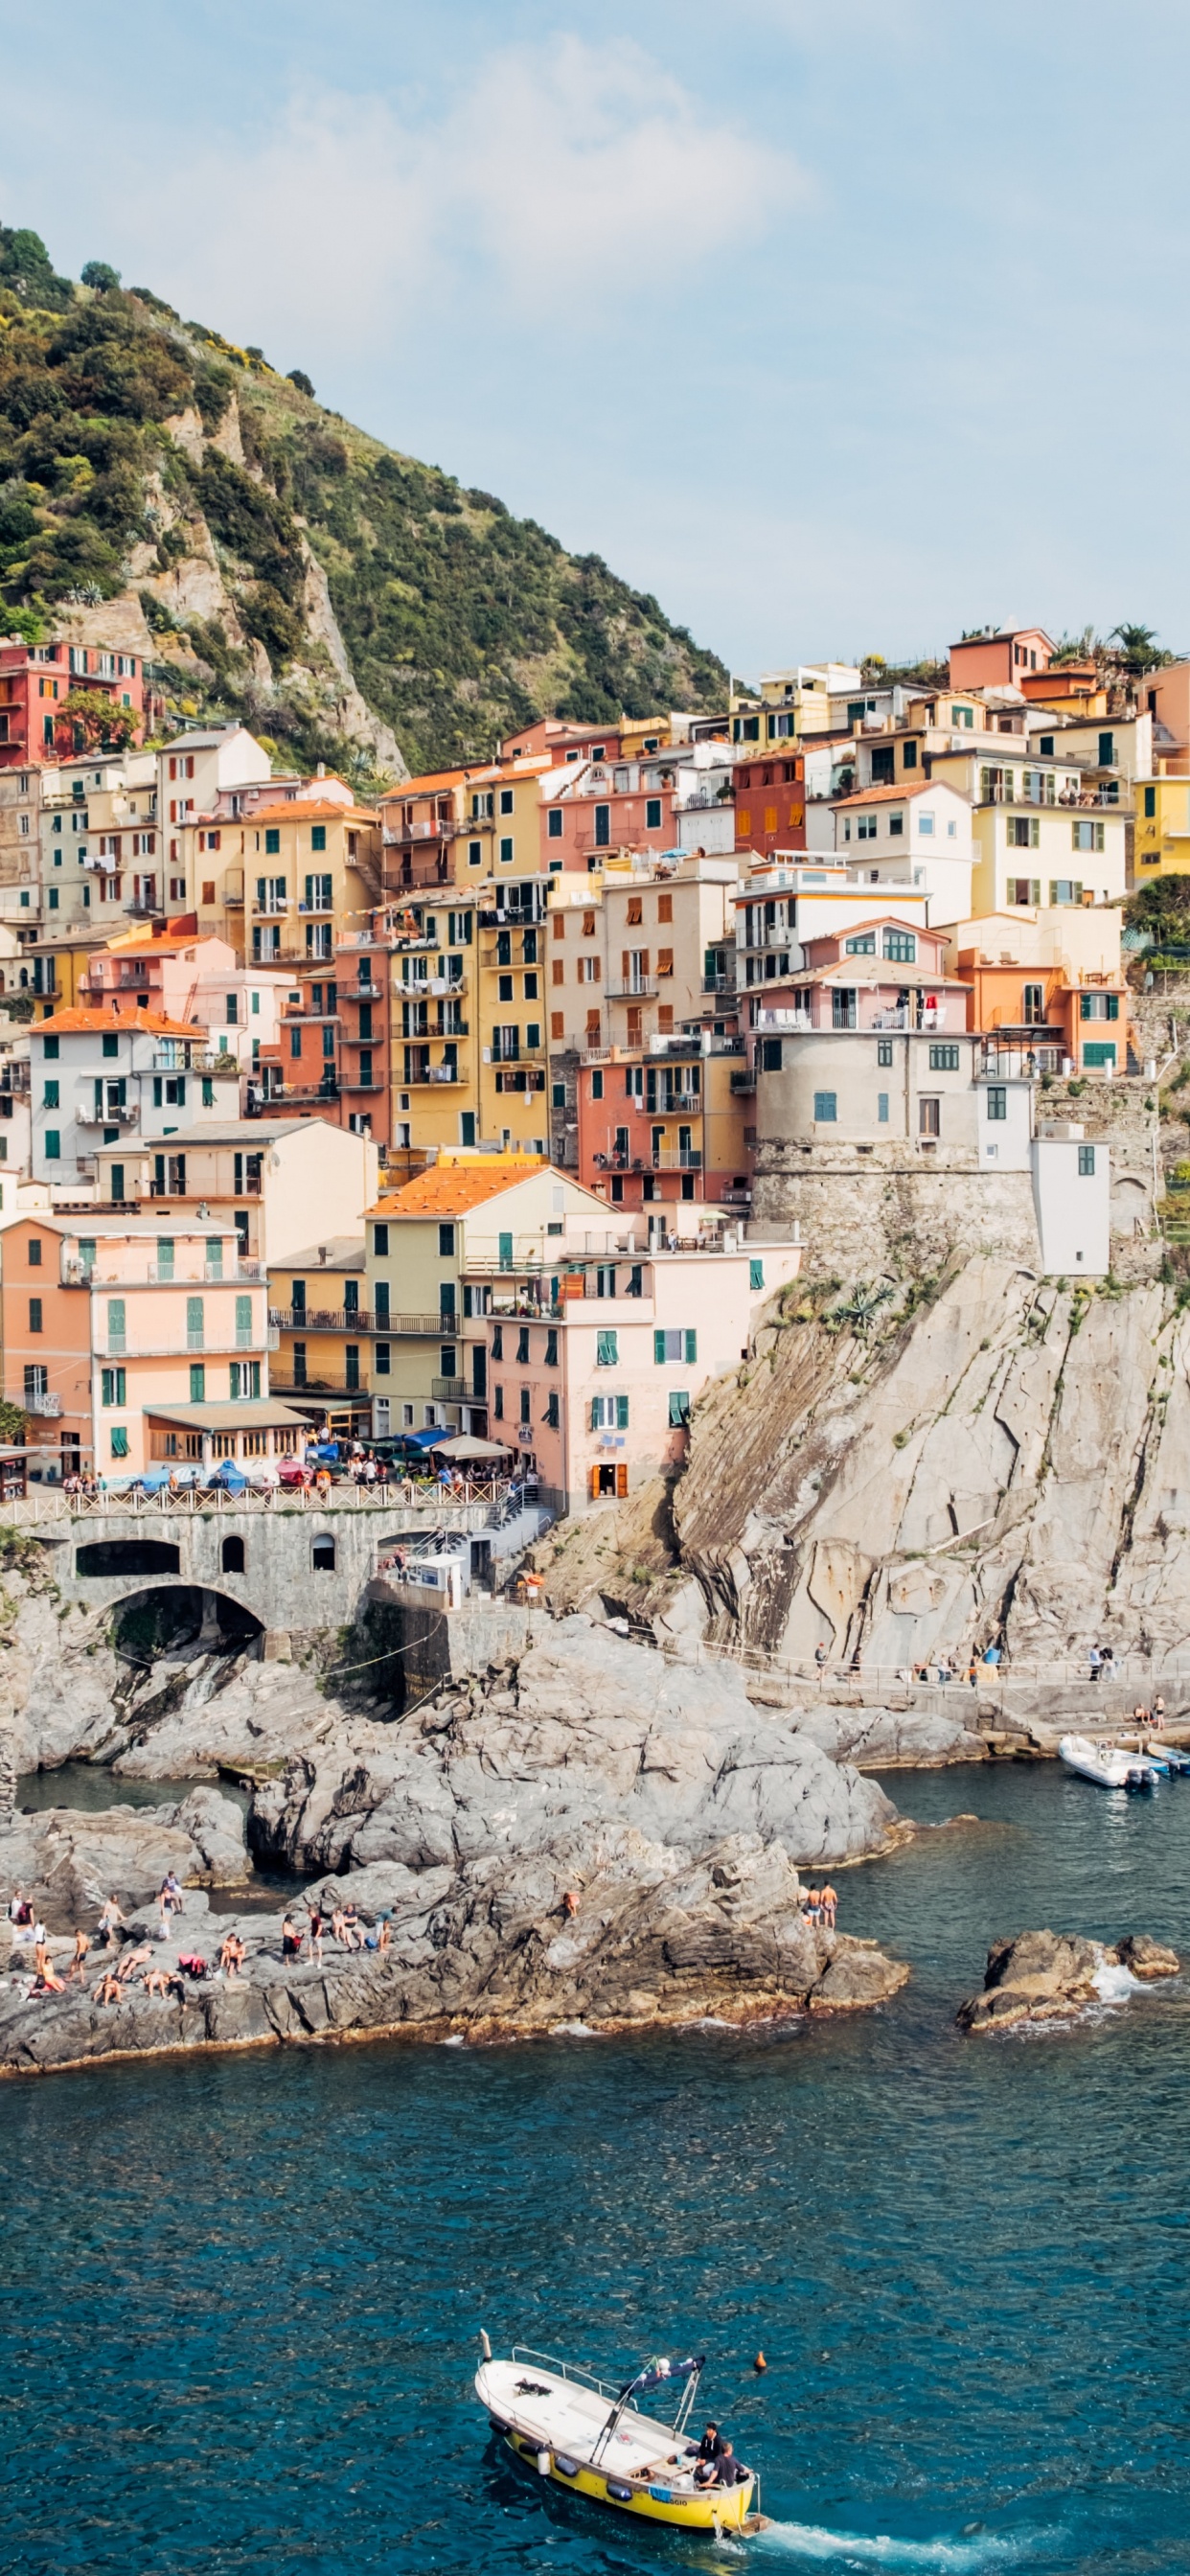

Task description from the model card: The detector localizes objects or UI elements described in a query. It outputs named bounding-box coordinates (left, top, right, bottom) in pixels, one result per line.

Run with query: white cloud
left=6, top=38, right=804, bottom=369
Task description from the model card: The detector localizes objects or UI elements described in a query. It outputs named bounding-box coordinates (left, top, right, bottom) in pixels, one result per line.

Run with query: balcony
left=701, top=975, right=737, bottom=995
left=23, top=1392, right=61, bottom=1416
left=431, top=1376, right=469, bottom=1401
left=403, top=1064, right=459, bottom=1085
left=606, top=979, right=658, bottom=1000
left=76, top=1101, right=139, bottom=1127
left=652, top=1149, right=702, bottom=1170
left=729, top=1069, right=756, bottom=1092
left=341, top=1075, right=385, bottom=1092
left=297, top=902, right=333, bottom=916
left=270, top=1306, right=375, bottom=1333
left=151, top=1050, right=240, bottom=1077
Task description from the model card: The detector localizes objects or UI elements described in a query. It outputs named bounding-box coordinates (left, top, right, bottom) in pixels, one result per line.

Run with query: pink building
left=948, top=629, right=1053, bottom=691
left=540, top=760, right=679, bottom=872
left=472, top=1236, right=802, bottom=1510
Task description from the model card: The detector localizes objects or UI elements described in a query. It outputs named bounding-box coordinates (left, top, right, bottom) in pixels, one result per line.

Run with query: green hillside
left=0, top=225, right=728, bottom=782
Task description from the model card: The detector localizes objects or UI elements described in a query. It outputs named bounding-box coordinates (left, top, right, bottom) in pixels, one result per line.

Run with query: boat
left=474, top=2337, right=769, bottom=2535
left=1058, top=1736, right=1161, bottom=1790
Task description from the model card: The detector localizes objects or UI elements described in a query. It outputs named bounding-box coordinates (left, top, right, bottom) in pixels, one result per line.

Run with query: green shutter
left=107, top=1299, right=126, bottom=1344
left=110, top=1426, right=128, bottom=1459
left=236, top=1293, right=252, bottom=1335
left=1107, top=993, right=1119, bottom=1020
left=498, top=1230, right=513, bottom=1270
left=190, top=1362, right=205, bottom=1402
left=589, top=1398, right=601, bottom=1430
left=596, top=1329, right=618, bottom=1366
left=187, top=1296, right=204, bottom=1346
left=684, top=1329, right=698, bottom=1363
left=230, top=1363, right=240, bottom=1401
left=749, top=1259, right=764, bottom=1290
left=616, top=1394, right=629, bottom=1428
left=653, top=1328, right=666, bottom=1364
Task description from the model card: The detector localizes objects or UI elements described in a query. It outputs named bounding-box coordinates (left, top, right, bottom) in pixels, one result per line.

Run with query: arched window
left=221, top=1534, right=245, bottom=1574
left=311, top=1534, right=335, bottom=1572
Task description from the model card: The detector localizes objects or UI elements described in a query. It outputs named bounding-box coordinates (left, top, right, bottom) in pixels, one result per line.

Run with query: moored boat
left=1059, top=1735, right=1161, bottom=1790
left=474, top=2338, right=768, bottom=2533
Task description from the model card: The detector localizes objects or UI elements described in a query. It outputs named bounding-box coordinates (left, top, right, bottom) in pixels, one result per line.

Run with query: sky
left=4, top=0, right=1190, bottom=680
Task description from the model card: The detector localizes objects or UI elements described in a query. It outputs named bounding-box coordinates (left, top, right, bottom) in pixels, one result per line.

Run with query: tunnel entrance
left=76, top=1537, right=182, bottom=1579
left=110, top=1585, right=264, bottom=1668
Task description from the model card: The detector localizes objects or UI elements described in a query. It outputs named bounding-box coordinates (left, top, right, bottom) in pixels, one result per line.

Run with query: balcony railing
left=606, top=979, right=658, bottom=1000
left=270, top=1306, right=374, bottom=1333
left=22, top=1391, right=61, bottom=1416
left=701, top=975, right=737, bottom=994
left=374, top=1312, right=460, bottom=1336
left=652, top=1149, right=702, bottom=1169
left=431, top=1376, right=468, bottom=1401
left=729, top=1069, right=756, bottom=1092
left=76, top=1101, right=139, bottom=1127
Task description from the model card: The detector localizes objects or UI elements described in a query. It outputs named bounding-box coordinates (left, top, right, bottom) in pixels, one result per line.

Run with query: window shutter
left=749, top=1259, right=764, bottom=1291
left=590, top=1398, right=601, bottom=1430
left=590, top=1464, right=601, bottom=1499
left=684, top=1329, right=698, bottom=1363
left=1030, top=817, right=1039, bottom=847
left=616, top=1394, right=629, bottom=1429
left=653, top=1328, right=666, bottom=1365
left=1030, top=878, right=1041, bottom=906
left=615, top=1463, right=629, bottom=1498
left=1107, top=993, right=1119, bottom=1020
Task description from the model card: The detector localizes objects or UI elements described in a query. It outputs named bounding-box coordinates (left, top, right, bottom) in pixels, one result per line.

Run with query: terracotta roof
left=36, top=1006, right=206, bottom=1038
left=246, top=800, right=378, bottom=826
left=366, top=1160, right=546, bottom=1219
left=833, top=781, right=945, bottom=808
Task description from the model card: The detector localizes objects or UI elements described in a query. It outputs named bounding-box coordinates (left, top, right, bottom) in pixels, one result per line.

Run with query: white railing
left=4, top=1480, right=516, bottom=1522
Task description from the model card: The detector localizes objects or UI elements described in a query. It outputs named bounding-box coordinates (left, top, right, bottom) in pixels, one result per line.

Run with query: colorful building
left=0, top=638, right=146, bottom=772
left=266, top=1235, right=371, bottom=1439
left=0, top=1210, right=277, bottom=1483
left=733, top=752, right=806, bottom=856
left=575, top=1041, right=751, bottom=1216
left=951, top=913, right=1130, bottom=1076
left=362, top=1154, right=606, bottom=1442
left=1133, top=774, right=1190, bottom=882
left=89, top=1116, right=378, bottom=1265
left=948, top=629, right=1054, bottom=690
left=472, top=1234, right=802, bottom=1512
left=29, top=1006, right=239, bottom=1191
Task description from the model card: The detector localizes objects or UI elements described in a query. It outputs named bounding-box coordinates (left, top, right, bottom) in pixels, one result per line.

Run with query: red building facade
left=0, top=639, right=147, bottom=770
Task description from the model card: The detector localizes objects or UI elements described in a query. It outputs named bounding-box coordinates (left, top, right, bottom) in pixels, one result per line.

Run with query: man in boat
left=706, top=2439, right=750, bottom=2488
left=687, top=2422, right=725, bottom=2483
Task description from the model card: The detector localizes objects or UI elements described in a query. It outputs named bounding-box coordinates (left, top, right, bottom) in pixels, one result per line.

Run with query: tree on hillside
left=80, top=261, right=121, bottom=292
left=287, top=369, right=315, bottom=398
left=55, top=690, right=138, bottom=750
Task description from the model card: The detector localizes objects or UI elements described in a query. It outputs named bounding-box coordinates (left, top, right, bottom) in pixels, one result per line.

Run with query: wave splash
left=756, top=2518, right=1052, bottom=2570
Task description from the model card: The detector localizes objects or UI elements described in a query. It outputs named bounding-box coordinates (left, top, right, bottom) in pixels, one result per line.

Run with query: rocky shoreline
left=956, top=1928, right=1182, bottom=2032
left=0, top=1618, right=924, bottom=2077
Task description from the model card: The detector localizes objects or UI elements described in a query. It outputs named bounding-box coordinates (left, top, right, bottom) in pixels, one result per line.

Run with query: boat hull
left=499, top=2426, right=757, bottom=2528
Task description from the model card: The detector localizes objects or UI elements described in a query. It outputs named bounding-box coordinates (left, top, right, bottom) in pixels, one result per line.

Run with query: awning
left=142, top=1399, right=314, bottom=1432
left=431, top=1434, right=513, bottom=1460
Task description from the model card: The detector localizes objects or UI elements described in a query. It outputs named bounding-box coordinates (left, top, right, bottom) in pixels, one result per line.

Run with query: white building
left=830, top=781, right=974, bottom=927
left=29, top=1006, right=237, bottom=1192
left=1032, top=1126, right=1110, bottom=1276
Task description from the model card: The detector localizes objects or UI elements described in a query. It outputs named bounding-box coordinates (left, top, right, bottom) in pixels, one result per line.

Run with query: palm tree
left=1107, top=623, right=1172, bottom=677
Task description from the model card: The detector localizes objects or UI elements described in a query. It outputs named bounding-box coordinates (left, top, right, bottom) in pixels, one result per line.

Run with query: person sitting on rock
left=98, top=1896, right=126, bottom=1949
left=219, top=1932, right=246, bottom=1979
left=143, top=1964, right=179, bottom=1999
left=339, top=1903, right=363, bottom=1950
left=32, top=1938, right=65, bottom=1994
left=93, top=1968, right=125, bottom=2005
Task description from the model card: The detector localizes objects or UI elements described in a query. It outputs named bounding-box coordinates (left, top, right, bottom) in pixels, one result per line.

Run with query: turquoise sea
left=4, top=1758, right=1190, bottom=2576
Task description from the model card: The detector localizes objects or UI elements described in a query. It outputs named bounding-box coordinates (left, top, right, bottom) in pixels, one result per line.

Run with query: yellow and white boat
left=474, top=2336, right=768, bottom=2535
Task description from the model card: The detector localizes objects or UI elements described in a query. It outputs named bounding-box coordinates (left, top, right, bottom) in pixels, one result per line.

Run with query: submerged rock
left=956, top=1927, right=1181, bottom=2031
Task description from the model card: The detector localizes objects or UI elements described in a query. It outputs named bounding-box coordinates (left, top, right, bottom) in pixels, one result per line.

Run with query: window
left=101, top=1367, right=126, bottom=1407
left=760, top=1038, right=782, bottom=1071
left=857, top=814, right=877, bottom=840
left=845, top=932, right=876, bottom=954
left=888, top=812, right=904, bottom=837
left=813, top=1091, right=837, bottom=1122
left=499, top=836, right=514, bottom=863
left=103, top=1033, right=119, bottom=1059
left=469, top=840, right=482, bottom=865
left=235, top=1294, right=253, bottom=1349
left=492, top=1325, right=503, bottom=1360
left=43, top=1132, right=60, bottom=1162
left=106, top=1296, right=126, bottom=1352
left=881, top=930, right=916, bottom=961
left=265, top=828, right=281, bottom=855
left=986, top=1086, right=1007, bottom=1121
left=654, top=1328, right=698, bottom=1363
left=110, top=1428, right=128, bottom=1460
left=493, top=1384, right=504, bottom=1419
left=928, top=1045, right=960, bottom=1070
left=1080, top=993, right=1119, bottom=1021
left=547, top=808, right=562, bottom=839
left=594, top=804, right=610, bottom=847
left=877, top=1038, right=893, bottom=1068
left=1078, top=1145, right=1096, bottom=1176
left=749, top=1259, right=765, bottom=1291
left=919, top=1097, right=941, bottom=1137
left=43, top=1080, right=58, bottom=1109
left=1009, top=877, right=1041, bottom=907
left=1144, top=786, right=1156, bottom=818
left=310, top=823, right=326, bottom=852
left=43, top=1036, right=59, bottom=1060
left=646, top=797, right=662, bottom=829
left=918, top=812, right=934, bottom=835
left=832, top=990, right=857, bottom=1029
left=1083, top=1042, right=1116, bottom=1067
left=545, top=1390, right=560, bottom=1428
left=1071, top=819, right=1105, bottom=852
left=23, top=1365, right=47, bottom=1402
left=187, top=1295, right=204, bottom=1350
left=878, top=1092, right=889, bottom=1122
left=1049, top=880, right=1084, bottom=907
left=374, top=1223, right=389, bottom=1256
left=596, top=1329, right=619, bottom=1367
left=1009, top=816, right=1040, bottom=848
left=190, top=1362, right=206, bottom=1402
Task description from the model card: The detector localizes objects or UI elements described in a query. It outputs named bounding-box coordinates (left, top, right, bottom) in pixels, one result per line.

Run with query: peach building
left=0, top=1212, right=295, bottom=1482
left=948, top=629, right=1054, bottom=690
left=472, top=1235, right=802, bottom=1511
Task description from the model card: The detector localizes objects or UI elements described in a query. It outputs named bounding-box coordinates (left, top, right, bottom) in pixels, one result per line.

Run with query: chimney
left=318, top=1245, right=328, bottom=1264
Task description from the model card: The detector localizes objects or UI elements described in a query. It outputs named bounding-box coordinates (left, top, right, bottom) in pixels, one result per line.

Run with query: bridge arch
left=110, top=1582, right=265, bottom=1666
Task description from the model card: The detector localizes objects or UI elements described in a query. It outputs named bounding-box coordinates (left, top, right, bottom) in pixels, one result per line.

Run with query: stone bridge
left=5, top=1488, right=501, bottom=1656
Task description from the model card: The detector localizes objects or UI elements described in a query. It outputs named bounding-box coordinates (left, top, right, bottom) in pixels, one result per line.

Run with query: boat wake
left=755, top=2518, right=1053, bottom=2569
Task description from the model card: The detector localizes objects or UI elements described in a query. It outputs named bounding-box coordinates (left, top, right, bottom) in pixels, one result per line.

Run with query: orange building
left=948, top=629, right=1054, bottom=691
left=955, top=943, right=1130, bottom=1076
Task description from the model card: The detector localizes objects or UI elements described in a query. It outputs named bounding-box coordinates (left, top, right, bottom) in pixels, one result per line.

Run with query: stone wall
left=750, top=1149, right=1041, bottom=1278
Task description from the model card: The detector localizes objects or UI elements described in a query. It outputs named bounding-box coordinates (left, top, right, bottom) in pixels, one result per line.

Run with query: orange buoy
left=754, top=2351, right=767, bottom=2372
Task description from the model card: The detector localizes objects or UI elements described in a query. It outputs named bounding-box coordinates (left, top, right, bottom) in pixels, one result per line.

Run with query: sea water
left=3, top=1758, right=1190, bottom=2576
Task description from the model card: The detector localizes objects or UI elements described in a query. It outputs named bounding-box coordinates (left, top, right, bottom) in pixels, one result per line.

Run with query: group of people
left=8, top=1877, right=395, bottom=2006
left=685, top=2421, right=750, bottom=2491
left=801, top=1883, right=837, bottom=1928
left=281, top=1900, right=392, bottom=1963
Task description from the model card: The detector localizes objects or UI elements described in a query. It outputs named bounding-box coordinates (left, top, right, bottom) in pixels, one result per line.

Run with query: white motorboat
left=1058, top=1735, right=1159, bottom=1790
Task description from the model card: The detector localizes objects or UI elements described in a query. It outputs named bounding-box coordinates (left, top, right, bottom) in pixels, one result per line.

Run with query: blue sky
left=4, top=0, right=1190, bottom=679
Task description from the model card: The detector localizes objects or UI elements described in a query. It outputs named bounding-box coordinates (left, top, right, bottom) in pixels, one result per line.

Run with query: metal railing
left=3, top=1482, right=516, bottom=1522
left=270, top=1307, right=373, bottom=1333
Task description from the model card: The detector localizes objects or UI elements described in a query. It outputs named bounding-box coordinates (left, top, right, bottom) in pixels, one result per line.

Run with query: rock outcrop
left=249, top=1618, right=901, bottom=1876
left=956, top=1927, right=1181, bottom=2031
left=0, top=1787, right=251, bottom=1948
left=0, top=1828, right=908, bottom=2076
left=671, top=1259, right=1190, bottom=1675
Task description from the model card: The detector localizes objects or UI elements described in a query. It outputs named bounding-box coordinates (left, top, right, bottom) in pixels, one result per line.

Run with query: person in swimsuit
left=281, top=1914, right=303, bottom=1960
left=218, top=1932, right=245, bottom=1978
left=820, top=1882, right=837, bottom=1930
left=307, top=1907, right=325, bottom=1965
left=68, top=1928, right=90, bottom=1983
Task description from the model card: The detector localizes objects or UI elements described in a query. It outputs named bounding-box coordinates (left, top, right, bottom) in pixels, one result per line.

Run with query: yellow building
left=362, top=1151, right=611, bottom=1442
left=266, top=1234, right=372, bottom=1440
left=181, top=785, right=382, bottom=964
left=1133, top=776, right=1190, bottom=880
